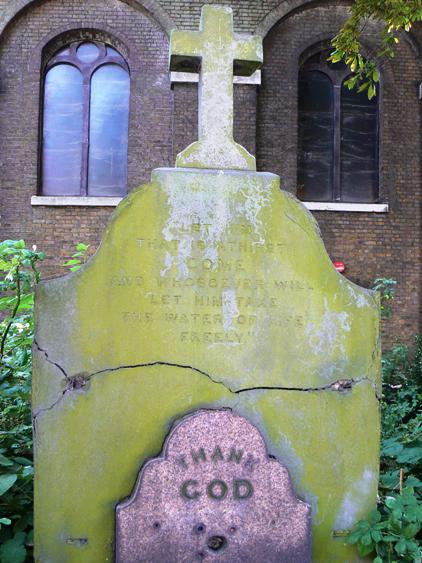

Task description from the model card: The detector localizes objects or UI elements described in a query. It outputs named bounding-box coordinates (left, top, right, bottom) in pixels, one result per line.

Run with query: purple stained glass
left=106, top=46, right=124, bottom=61
left=340, top=80, right=378, bottom=202
left=77, top=42, right=99, bottom=63
left=42, top=64, right=83, bottom=195
left=88, top=64, right=130, bottom=196
left=297, top=70, right=334, bottom=201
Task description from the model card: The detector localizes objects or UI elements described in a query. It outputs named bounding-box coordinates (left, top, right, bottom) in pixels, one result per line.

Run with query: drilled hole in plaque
left=194, top=523, right=206, bottom=534
left=152, top=521, right=161, bottom=530
left=207, top=535, right=227, bottom=552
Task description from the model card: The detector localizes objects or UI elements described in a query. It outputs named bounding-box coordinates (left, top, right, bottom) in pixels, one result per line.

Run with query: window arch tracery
left=41, top=40, right=130, bottom=197
left=297, top=49, right=379, bottom=203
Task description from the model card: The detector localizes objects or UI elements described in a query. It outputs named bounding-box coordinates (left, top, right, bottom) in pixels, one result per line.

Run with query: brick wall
left=1, top=0, right=421, bottom=344
left=257, top=3, right=422, bottom=345
left=0, top=0, right=172, bottom=276
left=157, top=0, right=280, bottom=31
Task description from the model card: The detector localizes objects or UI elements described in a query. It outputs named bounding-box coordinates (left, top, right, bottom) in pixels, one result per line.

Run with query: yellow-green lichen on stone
left=34, top=167, right=380, bottom=562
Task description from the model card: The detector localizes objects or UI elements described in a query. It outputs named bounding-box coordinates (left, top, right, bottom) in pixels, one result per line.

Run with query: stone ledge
left=31, top=196, right=123, bottom=207
left=303, top=202, right=389, bottom=213
left=31, top=197, right=389, bottom=213
left=170, top=70, right=261, bottom=85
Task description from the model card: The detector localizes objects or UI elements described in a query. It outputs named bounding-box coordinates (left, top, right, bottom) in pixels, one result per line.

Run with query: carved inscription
left=116, top=410, right=312, bottom=563
left=111, top=223, right=314, bottom=344
left=177, top=446, right=256, bottom=501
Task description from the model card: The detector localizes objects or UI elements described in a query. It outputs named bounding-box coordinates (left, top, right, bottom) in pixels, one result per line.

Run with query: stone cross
left=169, top=5, right=263, bottom=171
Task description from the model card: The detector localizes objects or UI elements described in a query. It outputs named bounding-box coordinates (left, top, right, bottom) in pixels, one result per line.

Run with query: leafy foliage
left=330, top=1, right=422, bottom=98
left=374, top=278, right=398, bottom=319
left=347, top=337, right=422, bottom=561
left=63, top=242, right=90, bottom=272
left=0, top=241, right=44, bottom=563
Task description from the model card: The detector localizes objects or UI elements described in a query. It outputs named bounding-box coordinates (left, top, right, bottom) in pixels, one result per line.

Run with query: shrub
left=0, top=240, right=44, bottom=563
left=347, top=339, right=422, bottom=562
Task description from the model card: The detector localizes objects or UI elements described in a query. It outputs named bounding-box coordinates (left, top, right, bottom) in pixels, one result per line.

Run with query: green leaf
left=357, top=81, right=370, bottom=93
left=357, top=541, right=375, bottom=557
left=382, top=535, right=398, bottom=542
left=12, top=457, right=32, bottom=466
left=371, top=530, right=383, bottom=543
left=346, top=529, right=363, bottom=544
left=385, top=496, right=397, bottom=509
left=0, top=534, right=27, bottom=563
left=394, top=538, right=407, bottom=555
left=396, top=445, right=422, bottom=464
left=0, top=473, right=17, bottom=495
left=361, top=531, right=373, bottom=546
left=403, top=523, right=420, bottom=538
left=0, top=518, right=11, bottom=526
left=404, top=476, right=422, bottom=489
left=0, top=453, right=14, bottom=467
left=369, top=510, right=382, bottom=524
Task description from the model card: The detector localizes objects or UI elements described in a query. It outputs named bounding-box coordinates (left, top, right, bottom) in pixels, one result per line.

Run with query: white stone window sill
left=303, top=202, right=389, bottom=213
left=31, top=197, right=389, bottom=213
left=31, top=196, right=123, bottom=207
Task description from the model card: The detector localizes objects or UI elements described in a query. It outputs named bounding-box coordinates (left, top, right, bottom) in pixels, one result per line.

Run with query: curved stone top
left=164, top=409, right=268, bottom=459
left=35, top=168, right=380, bottom=394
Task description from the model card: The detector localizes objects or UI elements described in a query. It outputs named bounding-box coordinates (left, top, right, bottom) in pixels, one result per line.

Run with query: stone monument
left=33, top=5, right=381, bottom=562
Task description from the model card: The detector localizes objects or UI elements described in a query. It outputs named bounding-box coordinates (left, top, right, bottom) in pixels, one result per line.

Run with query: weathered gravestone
left=116, top=410, right=311, bottom=562
left=33, top=5, right=381, bottom=562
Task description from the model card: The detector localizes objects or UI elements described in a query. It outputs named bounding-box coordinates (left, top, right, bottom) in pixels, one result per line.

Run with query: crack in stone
left=34, top=339, right=69, bottom=380
left=33, top=345, right=381, bottom=421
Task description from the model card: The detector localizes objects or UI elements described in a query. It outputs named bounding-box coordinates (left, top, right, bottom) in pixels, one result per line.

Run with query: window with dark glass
left=297, top=50, right=379, bottom=203
left=41, top=42, right=130, bottom=197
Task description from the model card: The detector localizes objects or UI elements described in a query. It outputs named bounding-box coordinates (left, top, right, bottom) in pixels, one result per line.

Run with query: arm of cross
left=233, top=35, right=263, bottom=77
left=169, top=30, right=203, bottom=74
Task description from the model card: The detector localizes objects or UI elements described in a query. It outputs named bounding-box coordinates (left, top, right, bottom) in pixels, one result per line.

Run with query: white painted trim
left=170, top=70, right=261, bottom=85
left=303, top=202, right=389, bottom=213
left=31, top=196, right=122, bottom=207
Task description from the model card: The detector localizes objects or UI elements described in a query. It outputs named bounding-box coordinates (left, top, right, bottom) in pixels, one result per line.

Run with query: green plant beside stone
left=346, top=337, right=422, bottom=562
left=0, top=240, right=44, bottom=563
left=63, top=242, right=90, bottom=272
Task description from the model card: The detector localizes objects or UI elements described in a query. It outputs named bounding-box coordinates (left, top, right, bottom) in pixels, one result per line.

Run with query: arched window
left=41, top=41, right=130, bottom=197
left=297, top=49, right=379, bottom=203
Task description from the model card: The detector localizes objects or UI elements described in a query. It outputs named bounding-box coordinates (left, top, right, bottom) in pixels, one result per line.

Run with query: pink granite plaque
left=116, top=410, right=311, bottom=562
